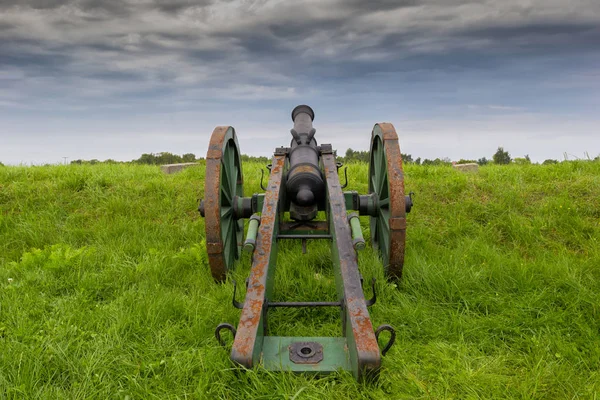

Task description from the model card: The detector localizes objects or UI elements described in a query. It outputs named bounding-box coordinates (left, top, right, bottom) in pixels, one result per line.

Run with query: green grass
left=1, top=160, right=599, bottom=399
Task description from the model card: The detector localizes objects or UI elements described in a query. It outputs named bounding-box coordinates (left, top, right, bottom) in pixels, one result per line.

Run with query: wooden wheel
left=203, top=126, right=244, bottom=281
left=368, top=123, right=407, bottom=279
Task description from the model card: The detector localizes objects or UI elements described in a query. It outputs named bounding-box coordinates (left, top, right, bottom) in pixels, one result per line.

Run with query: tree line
left=17, top=147, right=594, bottom=167
left=69, top=152, right=274, bottom=165
left=339, top=147, right=598, bottom=165
left=70, top=152, right=198, bottom=165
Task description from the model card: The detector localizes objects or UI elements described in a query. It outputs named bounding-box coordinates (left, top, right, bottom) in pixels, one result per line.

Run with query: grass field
left=1, top=160, right=599, bottom=399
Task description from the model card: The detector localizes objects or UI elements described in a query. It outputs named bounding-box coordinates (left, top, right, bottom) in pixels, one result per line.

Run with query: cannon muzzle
left=291, top=104, right=315, bottom=135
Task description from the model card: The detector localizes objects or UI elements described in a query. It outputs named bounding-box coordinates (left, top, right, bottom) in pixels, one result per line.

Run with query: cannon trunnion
left=198, top=105, right=412, bottom=381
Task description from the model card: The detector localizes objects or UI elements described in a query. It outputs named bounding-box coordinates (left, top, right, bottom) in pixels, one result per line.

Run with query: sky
left=1, top=0, right=599, bottom=165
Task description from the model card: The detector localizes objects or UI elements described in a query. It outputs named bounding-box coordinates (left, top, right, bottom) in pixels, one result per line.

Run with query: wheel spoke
left=222, top=216, right=236, bottom=268
left=374, top=142, right=383, bottom=192
left=378, top=170, right=389, bottom=201
left=226, top=144, right=236, bottom=196
left=220, top=162, right=232, bottom=206
left=377, top=216, right=389, bottom=265
left=220, top=186, right=232, bottom=206
left=236, top=220, right=244, bottom=256
left=233, top=149, right=241, bottom=196
left=370, top=175, right=378, bottom=194
left=377, top=147, right=388, bottom=196
left=370, top=217, right=379, bottom=249
left=223, top=149, right=234, bottom=197
left=221, top=206, right=233, bottom=219
left=224, top=234, right=235, bottom=271
left=221, top=215, right=233, bottom=246
left=380, top=208, right=390, bottom=230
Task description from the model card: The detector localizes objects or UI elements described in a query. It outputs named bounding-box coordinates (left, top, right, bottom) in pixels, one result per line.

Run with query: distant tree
left=344, top=148, right=369, bottom=163
left=513, top=157, right=531, bottom=165
left=477, top=157, right=489, bottom=166
left=415, top=157, right=421, bottom=165
left=422, top=158, right=452, bottom=166
left=182, top=153, right=196, bottom=163
left=0, top=161, right=4, bottom=167
left=240, top=154, right=269, bottom=163
left=89, top=159, right=100, bottom=165
left=401, top=153, right=413, bottom=163
left=156, top=152, right=182, bottom=165
left=542, top=159, right=558, bottom=165
left=493, top=147, right=511, bottom=165
left=137, top=153, right=157, bottom=165
left=104, top=159, right=117, bottom=164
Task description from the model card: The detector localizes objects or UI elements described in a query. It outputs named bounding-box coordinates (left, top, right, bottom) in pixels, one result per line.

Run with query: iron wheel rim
left=204, top=126, right=244, bottom=281
left=368, top=123, right=406, bottom=279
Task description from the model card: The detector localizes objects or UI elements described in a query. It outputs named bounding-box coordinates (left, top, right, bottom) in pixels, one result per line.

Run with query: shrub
left=493, top=147, right=511, bottom=164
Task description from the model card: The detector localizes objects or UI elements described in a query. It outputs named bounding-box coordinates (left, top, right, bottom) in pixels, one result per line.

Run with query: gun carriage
left=198, top=105, right=413, bottom=380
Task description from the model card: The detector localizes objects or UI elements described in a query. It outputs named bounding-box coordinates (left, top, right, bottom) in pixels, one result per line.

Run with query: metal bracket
left=336, top=162, right=349, bottom=189
left=231, top=280, right=244, bottom=309
left=375, top=324, right=396, bottom=356
left=320, top=144, right=333, bottom=154
left=306, top=128, right=316, bottom=144
left=290, top=129, right=302, bottom=145
left=215, top=323, right=237, bottom=348
left=274, top=147, right=289, bottom=156
left=406, top=191, right=414, bottom=213
left=260, top=169, right=267, bottom=191
left=365, top=278, right=377, bottom=307
left=260, top=164, right=274, bottom=190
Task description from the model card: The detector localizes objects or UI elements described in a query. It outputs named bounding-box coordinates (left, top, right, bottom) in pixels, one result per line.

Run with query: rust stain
left=322, top=153, right=381, bottom=374
left=231, top=154, right=285, bottom=366
left=288, top=164, right=317, bottom=177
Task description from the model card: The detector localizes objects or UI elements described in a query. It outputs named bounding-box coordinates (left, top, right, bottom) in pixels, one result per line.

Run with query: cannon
left=198, top=105, right=413, bottom=380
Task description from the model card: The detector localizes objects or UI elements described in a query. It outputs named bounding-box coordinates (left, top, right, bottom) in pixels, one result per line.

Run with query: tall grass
left=0, top=160, right=599, bottom=398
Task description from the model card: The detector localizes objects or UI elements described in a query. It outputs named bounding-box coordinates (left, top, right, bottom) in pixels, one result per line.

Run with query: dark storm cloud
left=0, top=21, right=14, bottom=31
left=342, top=0, right=419, bottom=12
left=0, top=0, right=66, bottom=9
left=1, top=0, right=599, bottom=105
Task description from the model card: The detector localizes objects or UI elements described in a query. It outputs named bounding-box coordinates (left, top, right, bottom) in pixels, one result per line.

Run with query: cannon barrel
left=291, top=105, right=315, bottom=137
left=286, top=105, right=324, bottom=213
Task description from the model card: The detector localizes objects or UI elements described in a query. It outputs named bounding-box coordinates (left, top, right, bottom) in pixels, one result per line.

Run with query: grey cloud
left=1, top=0, right=599, bottom=107
left=0, top=0, right=66, bottom=9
